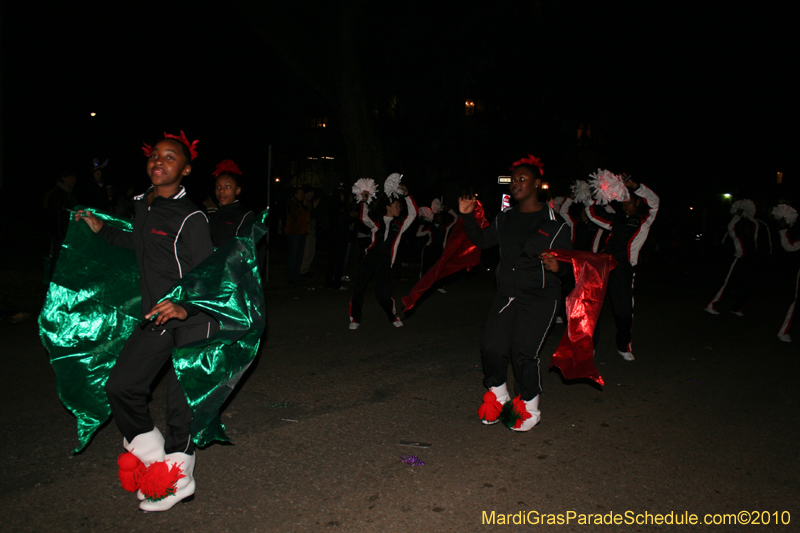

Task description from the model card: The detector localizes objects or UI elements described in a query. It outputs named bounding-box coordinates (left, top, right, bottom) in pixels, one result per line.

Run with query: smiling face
left=215, top=175, right=241, bottom=206
left=509, top=167, right=540, bottom=203
left=146, top=139, right=191, bottom=191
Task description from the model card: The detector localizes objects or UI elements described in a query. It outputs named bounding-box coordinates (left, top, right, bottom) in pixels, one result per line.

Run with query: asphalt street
left=1, top=254, right=798, bottom=532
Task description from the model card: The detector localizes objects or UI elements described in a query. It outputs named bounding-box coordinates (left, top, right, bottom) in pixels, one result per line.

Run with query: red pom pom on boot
left=117, top=452, right=145, bottom=493
left=139, top=453, right=196, bottom=512
left=478, top=383, right=510, bottom=425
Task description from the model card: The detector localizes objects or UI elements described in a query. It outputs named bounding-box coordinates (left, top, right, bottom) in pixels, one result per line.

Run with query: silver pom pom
left=771, top=204, right=798, bottom=227
left=352, top=178, right=378, bottom=204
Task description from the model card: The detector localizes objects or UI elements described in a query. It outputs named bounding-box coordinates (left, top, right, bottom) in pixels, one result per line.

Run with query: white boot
left=480, top=383, right=510, bottom=425
left=139, top=452, right=196, bottom=512
left=511, top=395, right=541, bottom=432
left=123, top=428, right=166, bottom=501
left=124, top=428, right=165, bottom=466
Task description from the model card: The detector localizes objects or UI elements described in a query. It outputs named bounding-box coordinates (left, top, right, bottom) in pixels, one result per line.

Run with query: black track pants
left=607, top=264, right=635, bottom=353
left=106, top=319, right=218, bottom=454
left=349, top=256, right=398, bottom=324
left=481, top=293, right=558, bottom=401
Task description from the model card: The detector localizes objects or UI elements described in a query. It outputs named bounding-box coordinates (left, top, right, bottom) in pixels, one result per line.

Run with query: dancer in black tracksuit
left=461, top=159, right=572, bottom=432
left=586, top=176, right=659, bottom=361
left=76, top=135, right=215, bottom=512
left=208, top=161, right=254, bottom=248
left=348, top=185, right=417, bottom=329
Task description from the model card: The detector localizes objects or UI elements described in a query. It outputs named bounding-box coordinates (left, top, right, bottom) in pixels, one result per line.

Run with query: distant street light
left=723, top=193, right=732, bottom=199
left=90, top=112, right=97, bottom=117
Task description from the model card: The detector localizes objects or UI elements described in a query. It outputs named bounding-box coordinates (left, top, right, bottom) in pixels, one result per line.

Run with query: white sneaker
left=731, top=310, right=744, bottom=317
left=703, top=305, right=719, bottom=315
left=349, top=322, right=359, bottom=330
left=618, top=350, right=635, bottom=361
left=436, top=288, right=447, bottom=294
left=393, top=319, right=403, bottom=328
left=341, top=275, right=351, bottom=282
left=778, top=334, right=791, bottom=343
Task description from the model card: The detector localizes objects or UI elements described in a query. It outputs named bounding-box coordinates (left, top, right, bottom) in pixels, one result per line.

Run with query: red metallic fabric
left=547, top=250, right=617, bottom=386
left=401, top=202, right=489, bottom=312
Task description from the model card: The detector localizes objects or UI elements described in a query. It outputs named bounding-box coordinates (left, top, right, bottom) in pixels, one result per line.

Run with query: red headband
left=509, top=154, right=544, bottom=175
left=164, top=130, right=199, bottom=161
left=141, top=131, right=199, bottom=161
left=212, top=159, right=242, bottom=178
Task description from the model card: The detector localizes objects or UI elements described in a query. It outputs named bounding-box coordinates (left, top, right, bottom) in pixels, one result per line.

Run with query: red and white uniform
left=777, top=228, right=800, bottom=340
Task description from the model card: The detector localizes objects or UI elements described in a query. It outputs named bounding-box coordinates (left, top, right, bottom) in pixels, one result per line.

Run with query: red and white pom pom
left=731, top=199, right=756, bottom=219
left=588, top=169, right=630, bottom=205
left=571, top=180, right=593, bottom=205
left=431, top=198, right=442, bottom=214
left=419, top=206, right=434, bottom=222
left=549, top=196, right=566, bottom=212
left=771, top=204, right=798, bottom=227
left=384, top=173, right=403, bottom=198
left=352, top=178, right=377, bottom=204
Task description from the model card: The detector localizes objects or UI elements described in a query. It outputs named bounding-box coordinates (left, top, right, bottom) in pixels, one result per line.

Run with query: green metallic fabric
left=39, top=208, right=267, bottom=453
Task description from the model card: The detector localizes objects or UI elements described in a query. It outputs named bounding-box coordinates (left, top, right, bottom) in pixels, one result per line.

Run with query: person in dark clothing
left=704, top=200, right=761, bottom=317
left=586, top=175, right=659, bottom=361
left=44, top=172, right=79, bottom=279
left=208, top=160, right=254, bottom=249
left=75, top=134, right=214, bottom=512
left=461, top=155, right=572, bottom=432
left=325, top=188, right=351, bottom=290
left=348, top=183, right=417, bottom=329
left=417, top=204, right=458, bottom=290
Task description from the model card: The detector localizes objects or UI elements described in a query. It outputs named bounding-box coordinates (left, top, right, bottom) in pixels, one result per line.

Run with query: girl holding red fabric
left=460, top=155, right=572, bottom=431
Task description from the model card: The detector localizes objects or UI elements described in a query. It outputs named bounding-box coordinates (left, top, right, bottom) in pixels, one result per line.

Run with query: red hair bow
left=141, top=143, right=153, bottom=157
left=509, top=154, right=544, bottom=175
left=212, top=159, right=242, bottom=178
left=163, top=130, right=199, bottom=161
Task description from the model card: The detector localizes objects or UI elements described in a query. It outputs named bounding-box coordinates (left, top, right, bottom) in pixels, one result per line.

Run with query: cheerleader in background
left=208, top=160, right=255, bottom=248
left=586, top=172, right=659, bottom=361
left=349, top=175, right=417, bottom=330
left=703, top=199, right=760, bottom=316
left=416, top=199, right=457, bottom=293
left=774, top=204, right=799, bottom=342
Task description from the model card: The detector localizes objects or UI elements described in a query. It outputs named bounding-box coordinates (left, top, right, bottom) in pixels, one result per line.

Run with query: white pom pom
left=419, top=207, right=434, bottom=222
left=771, top=204, right=798, bottom=227
left=549, top=196, right=566, bottom=212
left=588, top=169, right=630, bottom=205
left=571, top=180, right=593, bottom=205
left=384, top=173, right=403, bottom=198
left=431, top=198, right=442, bottom=213
left=731, top=199, right=756, bottom=219
left=352, top=178, right=377, bottom=204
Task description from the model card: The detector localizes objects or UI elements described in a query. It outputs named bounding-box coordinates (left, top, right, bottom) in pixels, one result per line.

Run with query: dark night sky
left=4, top=1, right=796, bottom=230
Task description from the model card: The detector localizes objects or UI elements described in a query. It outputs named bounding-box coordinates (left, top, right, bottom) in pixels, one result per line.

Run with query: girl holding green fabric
left=75, top=132, right=215, bottom=512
